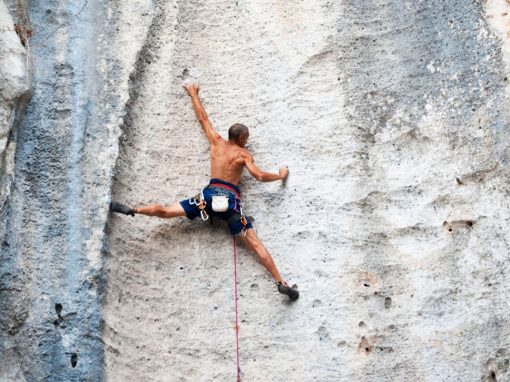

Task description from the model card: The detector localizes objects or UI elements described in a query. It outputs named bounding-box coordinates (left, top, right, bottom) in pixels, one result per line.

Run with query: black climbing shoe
left=278, top=283, right=299, bottom=301
left=110, top=202, right=135, bottom=216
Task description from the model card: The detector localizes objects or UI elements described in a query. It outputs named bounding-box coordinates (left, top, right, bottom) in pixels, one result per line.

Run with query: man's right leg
left=135, top=202, right=187, bottom=218
left=111, top=201, right=187, bottom=219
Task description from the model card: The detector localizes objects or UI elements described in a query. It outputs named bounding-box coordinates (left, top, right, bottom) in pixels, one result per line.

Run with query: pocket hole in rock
left=70, top=353, right=78, bottom=368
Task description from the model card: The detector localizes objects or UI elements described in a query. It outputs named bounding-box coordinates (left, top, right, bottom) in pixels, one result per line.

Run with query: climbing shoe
left=278, top=282, right=299, bottom=301
left=110, top=202, right=135, bottom=216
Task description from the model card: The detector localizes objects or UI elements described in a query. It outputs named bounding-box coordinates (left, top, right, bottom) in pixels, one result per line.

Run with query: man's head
left=228, top=123, right=249, bottom=147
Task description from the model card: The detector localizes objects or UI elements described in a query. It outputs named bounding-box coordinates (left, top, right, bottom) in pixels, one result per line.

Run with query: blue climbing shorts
left=180, top=178, right=253, bottom=235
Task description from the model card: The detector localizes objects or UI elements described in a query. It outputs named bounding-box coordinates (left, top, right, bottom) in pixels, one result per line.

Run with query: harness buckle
left=240, top=215, right=248, bottom=236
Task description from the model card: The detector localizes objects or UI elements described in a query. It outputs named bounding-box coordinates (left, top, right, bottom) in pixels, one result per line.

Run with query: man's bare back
left=210, top=140, right=247, bottom=185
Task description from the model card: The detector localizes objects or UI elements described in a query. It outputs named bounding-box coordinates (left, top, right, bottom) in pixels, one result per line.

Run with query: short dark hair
left=228, top=123, right=249, bottom=141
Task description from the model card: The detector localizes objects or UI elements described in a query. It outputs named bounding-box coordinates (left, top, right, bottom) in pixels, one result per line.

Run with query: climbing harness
left=210, top=182, right=240, bottom=197
left=233, top=236, right=241, bottom=382
left=191, top=186, right=249, bottom=235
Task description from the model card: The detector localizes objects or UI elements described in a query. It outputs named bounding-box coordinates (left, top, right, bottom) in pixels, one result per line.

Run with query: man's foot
left=278, top=282, right=299, bottom=301
left=110, top=202, right=135, bottom=216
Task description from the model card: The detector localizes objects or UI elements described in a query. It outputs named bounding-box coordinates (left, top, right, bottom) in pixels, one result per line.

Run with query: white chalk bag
left=211, top=195, right=229, bottom=212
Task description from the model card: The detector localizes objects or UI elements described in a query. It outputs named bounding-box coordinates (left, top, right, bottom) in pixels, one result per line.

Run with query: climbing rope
left=233, top=236, right=241, bottom=381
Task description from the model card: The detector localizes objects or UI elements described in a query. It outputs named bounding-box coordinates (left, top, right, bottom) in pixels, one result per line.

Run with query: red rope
left=233, top=236, right=241, bottom=381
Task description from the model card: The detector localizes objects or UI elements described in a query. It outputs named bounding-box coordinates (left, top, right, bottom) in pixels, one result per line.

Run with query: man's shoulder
left=211, top=135, right=227, bottom=145
left=236, top=147, right=252, bottom=161
left=222, top=143, right=249, bottom=156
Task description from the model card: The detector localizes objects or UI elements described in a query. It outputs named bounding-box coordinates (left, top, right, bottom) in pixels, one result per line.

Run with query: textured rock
left=0, top=0, right=29, bottom=220
left=1, top=1, right=510, bottom=381
left=104, top=1, right=510, bottom=381
left=0, top=3, right=29, bottom=380
left=0, top=0, right=151, bottom=380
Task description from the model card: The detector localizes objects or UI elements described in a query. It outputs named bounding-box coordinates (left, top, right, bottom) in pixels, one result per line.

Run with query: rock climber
left=110, top=83, right=299, bottom=300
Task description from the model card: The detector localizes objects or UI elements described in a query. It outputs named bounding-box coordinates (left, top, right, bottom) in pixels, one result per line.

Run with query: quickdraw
left=236, top=201, right=248, bottom=237
left=189, top=190, right=209, bottom=221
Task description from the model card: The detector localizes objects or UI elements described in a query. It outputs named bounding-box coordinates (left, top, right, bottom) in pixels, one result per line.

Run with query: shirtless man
left=111, top=83, right=298, bottom=300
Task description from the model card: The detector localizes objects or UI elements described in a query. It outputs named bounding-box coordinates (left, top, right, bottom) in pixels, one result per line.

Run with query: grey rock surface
left=1, top=0, right=510, bottom=381
left=0, top=0, right=151, bottom=381
left=104, top=1, right=510, bottom=381
left=0, top=2, right=29, bottom=380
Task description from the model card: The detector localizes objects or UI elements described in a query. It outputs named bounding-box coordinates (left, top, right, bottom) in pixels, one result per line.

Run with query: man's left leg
left=238, top=228, right=299, bottom=300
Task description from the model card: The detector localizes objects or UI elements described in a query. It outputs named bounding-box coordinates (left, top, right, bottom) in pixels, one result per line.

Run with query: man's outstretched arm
left=184, top=83, right=222, bottom=144
left=244, top=152, right=289, bottom=182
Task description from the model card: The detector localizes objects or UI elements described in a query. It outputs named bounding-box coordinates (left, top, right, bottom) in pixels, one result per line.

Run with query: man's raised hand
left=279, top=167, right=289, bottom=180
left=184, top=83, right=199, bottom=97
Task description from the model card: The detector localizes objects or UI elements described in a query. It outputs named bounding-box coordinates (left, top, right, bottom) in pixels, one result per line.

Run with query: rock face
left=1, top=1, right=510, bottom=381
left=0, top=0, right=151, bottom=380
left=0, top=0, right=29, bottom=226
left=0, top=1, right=30, bottom=381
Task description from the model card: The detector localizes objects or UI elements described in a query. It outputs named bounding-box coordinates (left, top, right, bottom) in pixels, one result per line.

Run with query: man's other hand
left=184, top=83, right=199, bottom=96
left=279, top=167, right=289, bottom=180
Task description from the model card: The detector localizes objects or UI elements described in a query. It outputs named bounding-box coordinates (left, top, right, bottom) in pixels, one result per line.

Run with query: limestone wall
left=1, top=1, right=510, bottom=381
left=0, top=0, right=150, bottom=380
left=0, top=1, right=30, bottom=380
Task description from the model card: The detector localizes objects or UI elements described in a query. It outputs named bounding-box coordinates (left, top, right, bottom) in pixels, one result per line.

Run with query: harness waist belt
left=209, top=178, right=241, bottom=197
